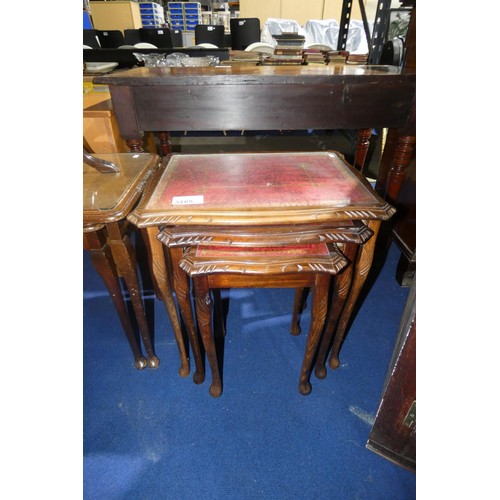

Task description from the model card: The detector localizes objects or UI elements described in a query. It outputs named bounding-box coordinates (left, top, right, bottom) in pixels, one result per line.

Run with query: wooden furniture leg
left=170, top=246, right=206, bottom=384
left=84, top=228, right=148, bottom=370
left=193, top=275, right=222, bottom=397
left=212, top=289, right=226, bottom=338
left=290, top=287, right=308, bottom=336
left=355, top=128, right=372, bottom=173
left=158, top=131, right=172, bottom=156
left=106, top=221, right=159, bottom=368
left=288, top=223, right=374, bottom=344
left=385, top=135, right=416, bottom=205
left=126, top=138, right=144, bottom=152
left=142, top=227, right=191, bottom=377
left=329, top=220, right=381, bottom=370
left=298, top=273, right=330, bottom=395
left=314, top=242, right=358, bottom=379
left=375, top=102, right=416, bottom=205
left=192, top=272, right=332, bottom=398
left=181, top=243, right=347, bottom=397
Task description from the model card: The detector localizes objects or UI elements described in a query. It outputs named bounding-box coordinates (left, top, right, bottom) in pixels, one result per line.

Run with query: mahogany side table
left=179, top=242, right=348, bottom=397
left=128, top=151, right=395, bottom=384
left=84, top=152, right=185, bottom=370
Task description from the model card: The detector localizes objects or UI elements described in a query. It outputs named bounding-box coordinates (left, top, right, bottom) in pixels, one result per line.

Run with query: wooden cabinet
left=89, top=1, right=142, bottom=32
left=83, top=92, right=157, bottom=155
left=84, top=94, right=129, bottom=154
left=366, top=279, right=416, bottom=470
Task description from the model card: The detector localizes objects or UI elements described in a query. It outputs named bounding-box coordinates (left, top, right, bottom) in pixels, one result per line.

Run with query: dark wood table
left=95, top=63, right=415, bottom=378
left=95, top=63, right=416, bottom=183
left=128, top=151, right=395, bottom=387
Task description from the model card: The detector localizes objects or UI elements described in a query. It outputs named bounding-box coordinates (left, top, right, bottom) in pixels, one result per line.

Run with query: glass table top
left=83, top=153, right=157, bottom=213
left=148, top=151, right=376, bottom=211
left=130, top=151, right=394, bottom=227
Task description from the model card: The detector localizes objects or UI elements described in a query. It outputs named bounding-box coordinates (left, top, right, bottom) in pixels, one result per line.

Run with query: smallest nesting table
left=83, top=152, right=161, bottom=369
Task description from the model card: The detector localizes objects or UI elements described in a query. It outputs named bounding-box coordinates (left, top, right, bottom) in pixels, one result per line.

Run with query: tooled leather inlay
left=148, top=153, right=377, bottom=210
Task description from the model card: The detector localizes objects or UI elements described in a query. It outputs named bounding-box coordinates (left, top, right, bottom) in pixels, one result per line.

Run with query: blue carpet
left=83, top=240, right=415, bottom=499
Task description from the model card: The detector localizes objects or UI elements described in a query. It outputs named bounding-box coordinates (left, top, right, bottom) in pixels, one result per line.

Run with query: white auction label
left=172, top=195, right=205, bottom=205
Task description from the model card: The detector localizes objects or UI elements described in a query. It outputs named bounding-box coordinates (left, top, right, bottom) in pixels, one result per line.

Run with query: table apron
left=112, top=83, right=415, bottom=136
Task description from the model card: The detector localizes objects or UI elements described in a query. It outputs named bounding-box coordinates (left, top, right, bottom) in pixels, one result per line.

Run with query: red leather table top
left=130, top=151, right=395, bottom=226
left=151, top=152, right=370, bottom=208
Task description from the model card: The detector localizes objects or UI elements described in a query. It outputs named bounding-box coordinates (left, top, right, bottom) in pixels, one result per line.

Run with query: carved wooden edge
left=179, top=245, right=348, bottom=277
left=84, top=154, right=162, bottom=225
left=158, top=222, right=374, bottom=247
left=126, top=150, right=396, bottom=228
left=126, top=154, right=174, bottom=227
left=129, top=204, right=396, bottom=228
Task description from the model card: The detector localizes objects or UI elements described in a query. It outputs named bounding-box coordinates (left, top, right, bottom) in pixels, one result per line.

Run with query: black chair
left=171, top=29, right=183, bottom=47
left=96, top=30, right=125, bottom=48
left=124, top=29, right=142, bottom=46
left=229, top=18, right=260, bottom=50
left=194, top=24, right=225, bottom=47
left=139, top=28, right=174, bottom=49
left=83, top=29, right=101, bottom=48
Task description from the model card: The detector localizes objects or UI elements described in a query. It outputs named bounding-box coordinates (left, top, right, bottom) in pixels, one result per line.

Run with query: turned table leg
left=126, top=138, right=144, bottom=153
left=385, top=135, right=416, bottom=204
left=84, top=229, right=148, bottom=370
left=142, top=228, right=190, bottom=377
left=329, top=220, right=381, bottom=370
left=106, top=222, right=159, bottom=369
left=375, top=129, right=416, bottom=204
left=355, top=128, right=372, bottom=173
left=158, top=131, right=172, bottom=156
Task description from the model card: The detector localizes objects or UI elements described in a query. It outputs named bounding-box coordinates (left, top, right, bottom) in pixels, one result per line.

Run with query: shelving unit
left=184, top=2, right=202, bottom=31
left=139, top=2, right=165, bottom=28
left=167, top=2, right=202, bottom=31
left=167, top=2, right=185, bottom=30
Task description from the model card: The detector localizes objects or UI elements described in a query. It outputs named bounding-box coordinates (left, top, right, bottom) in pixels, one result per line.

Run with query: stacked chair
left=194, top=24, right=225, bottom=47
left=84, top=28, right=180, bottom=50
left=139, top=28, right=174, bottom=48
left=95, top=29, right=125, bottom=48
left=229, top=17, right=261, bottom=50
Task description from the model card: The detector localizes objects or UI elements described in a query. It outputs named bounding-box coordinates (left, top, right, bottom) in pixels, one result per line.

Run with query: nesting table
left=128, top=151, right=395, bottom=392
left=83, top=152, right=188, bottom=372
left=93, top=62, right=413, bottom=387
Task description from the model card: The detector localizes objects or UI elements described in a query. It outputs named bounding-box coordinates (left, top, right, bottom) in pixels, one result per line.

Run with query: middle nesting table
left=128, top=151, right=395, bottom=393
